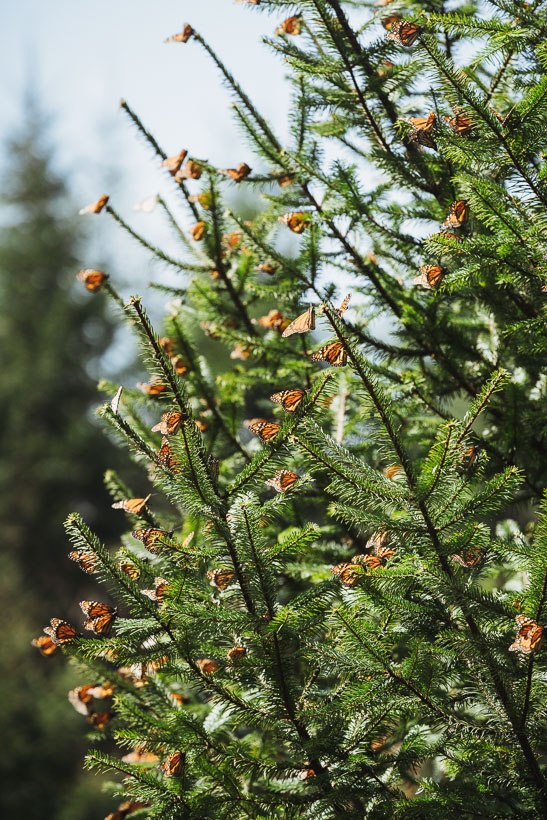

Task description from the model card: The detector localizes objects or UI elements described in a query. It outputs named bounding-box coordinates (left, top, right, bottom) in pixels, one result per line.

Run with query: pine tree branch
left=106, top=206, right=190, bottom=270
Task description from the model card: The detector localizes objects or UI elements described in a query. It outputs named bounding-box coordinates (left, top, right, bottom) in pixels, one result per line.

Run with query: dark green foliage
left=46, top=2, right=547, bottom=817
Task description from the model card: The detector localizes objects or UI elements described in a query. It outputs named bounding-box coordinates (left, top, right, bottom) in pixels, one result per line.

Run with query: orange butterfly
left=266, top=470, right=299, bottom=493
left=44, top=618, right=80, bottom=645
left=336, top=293, right=352, bottom=317
left=165, top=24, right=194, bottom=43
left=509, top=615, right=544, bottom=654
left=112, top=495, right=151, bottom=514
left=227, top=646, right=246, bottom=661
left=407, top=112, right=436, bottom=148
left=377, top=60, right=395, bottom=76
left=276, top=15, right=302, bottom=35
left=282, top=304, right=315, bottom=337
left=80, top=601, right=117, bottom=636
left=387, top=20, right=422, bottom=45
left=77, top=269, right=109, bottom=292
left=152, top=411, right=186, bottom=435
left=256, top=262, right=277, bottom=275
left=270, top=388, right=305, bottom=412
left=79, top=195, right=109, bottom=215
left=192, top=221, right=206, bottom=241
left=133, top=527, right=171, bottom=553
left=117, top=561, right=140, bottom=580
left=68, top=550, right=97, bottom=574
left=255, top=309, right=289, bottom=331
left=279, top=212, right=309, bottom=233
left=68, top=685, right=95, bottom=716
left=230, top=343, right=252, bottom=360
left=175, top=160, right=202, bottom=181
left=121, top=748, right=159, bottom=764
left=246, top=419, right=281, bottom=442
left=31, top=635, right=58, bottom=656
left=311, top=340, right=347, bottom=367
left=383, top=464, right=403, bottom=480
left=138, top=382, right=168, bottom=396
left=159, top=751, right=186, bottom=777
left=451, top=546, right=482, bottom=568
left=331, top=562, right=362, bottom=587
left=352, top=553, right=382, bottom=569
left=221, top=162, right=252, bottom=182
left=161, top=149, right=188, bottom=176
left=444, top=113, right=474, bottom=136
left=197, top=658, right=220, bottom=674
left=105, top=799, right=146, bottom=820
left=442, top=199, right=469, bottom=229
left=381, top=15, right=400, bottom=30
left=413, top=265, right=444, bottom=289
left=142, top=577, right=169, bottom=603
left=159, top=337, right=177, bottom=356
left=87, top=711, right=112, bottom=728
left=276, top=173, right=295, bottom=187
left=207, top=568, right=236, bottom=590
left=157, top=437, right=180, bottom=471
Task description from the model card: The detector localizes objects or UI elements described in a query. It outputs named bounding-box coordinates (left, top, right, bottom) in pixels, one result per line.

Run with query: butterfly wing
left=311, top=341, right=347, bottom=367
left=282, top=305, right=315, bottom=337
left=270, top=389, right=305, bottom=412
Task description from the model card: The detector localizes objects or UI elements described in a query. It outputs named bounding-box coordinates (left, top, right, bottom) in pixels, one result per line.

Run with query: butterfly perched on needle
left=43, top=618, right=80, bottom=645
left=276, top=15, right=302, bottom=35
left=220, top=162, right=252, bottom=182
left=228, top=646, right=247, bottom=661
left=413, top=265, right=444, bottom=289
left=152, top=411, right=186, bottom=435
left=138, top=382, right=168, bottom=396
left=270, top=388, right=305, bottom=412
left=132, top=527, right=172, bottom=553
left=161, top=149, right=188, bottom=176
left=386, top=20, right=422, bottom=45
left=80, top=601, right=117, bottom=636
left=117, top=560, right=140, bottom=580
left=77, top=269, right=109, bottom=292
left=207, top=568, right=236, bottom=590
left=112, top=495, right=151, bottom=515
left=266, top=470, right=299, bottom=493
left=31, top=635, right=58, bottom=656
left=159, top=751, right=186, bottom=777
left=157, top=437, right=180, bottom=471
left=87, top=711, right=113, bottom=729
left=444, top=112, right=474, bottom=136
left=142, top=577, right=169, bottom=603
left=509, top=615, right=544, bottom=654
left=407, top=112, right=436, bottom=148
left=442, top=199, right=469, bottom=230
left=336, top=293, right=352, bottom=317
left=79, top=195, right=109, bottom=215
left=451, top=546, right=482, bottom=568
left=311, top=340, right=347, bottom=367
left=68, top=685, right=95, bottom=716
left=282, top=305, right=315, bottom=337
left=279, top=212, right=310, bottom=233
left=197, top=658, right=220, bottom=674
left=68, top=549, right=97, bottom=574
left=246, top=419, right=281, bottom=442
left=165, top=24, right=194, bottom=43
left=331, top=562, right=362, bottom=587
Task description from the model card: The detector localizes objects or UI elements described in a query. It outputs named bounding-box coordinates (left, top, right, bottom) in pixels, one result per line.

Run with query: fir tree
left=40, top=2, right=547, bottom=817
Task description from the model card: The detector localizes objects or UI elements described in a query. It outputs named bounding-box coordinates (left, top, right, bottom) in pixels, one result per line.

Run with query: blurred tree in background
left=0, top=110, right=128, bottom=819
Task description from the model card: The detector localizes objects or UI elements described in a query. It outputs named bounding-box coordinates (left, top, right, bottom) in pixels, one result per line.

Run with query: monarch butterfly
left=158, top=337, right=177, bottom=356
left=381, top=15, right=400, bottom=30
left=68, top=549, right=97, bottom=574
left=192, top=221, right=206, bottom=241
left=197, top=658, right=220, bottom=674
left=407, top=111, right=436, bottom=147
left=230, top=343, right=252, bottom=360
left=276, top=15, right=302, bottom=36
left=352, top=553, right=383, bottom=569
left=311, top=340, right=347, bottom=367
left=44, top=618, right=80, bottom=645
left=266, top=470, right=300, bottom=493
left=111, top=385, right=123, bottom=414
left=87, top=711, right=113, bottom=728
left=117, top=561, right=140, bottom=580
left=175, top=160, right=202, bottom=181
left=88, top=682, right=115, bottom=699
left=282, top=304, right=315, bottom=337
left=227, top=646, right=247, bottom=661
left=279, top=212, right=309, bottom=233
left=171, top=355, right=189, bottom=375
left=112, top=495, right=151, bottom=514
left=331, top=562, right=362, bottom=587
left=256, top=309, right=288, bottom=331
left=451, top=547, right=482, bottom=568
left=386, top=20, right=422, bottom=45
left=165, top=24, right=194, bottom=43
left=133, top=527, right=171, bottom=552
left=79, top=195, right=109, bottom=215
left=377, top=60, right=395, bottom=76
left=80, top=601, right=117, bottom=636
left=413, top=265, right=444, bottom=289
left=221, top=162, right=252, bottom=182
left=383, top=464, right=403, bottom=480
left=255, top=261, right=277, bottom=275
left=442, top=199, right=469, bottom=229
left=68, top=685, right=95, bottom=716
left=157, top=437, right=180, bottom=471
left=444, top=113, right=474, bottom=136
left=336, top=293, right=352, bottom=317
left=104, top=800, right=146, bottom=820
left=509, top=615, right=544, bottom=654
left=161, top=149, right=188, bottom=176
left=270, top=388, right=305, bottom=412
left=277, top=173, right=295, bottom=187
left=246, top=419, right=282, bottom=442
left=142, top=577, right=169, bottom=603
left=31, top=635, right=58, bottom=656
left=77, top=269, right=109, bottom=292
left=138, top=382, right=168, bottom=396
left=300, top=768, right=317, bottom=780
left=159, top=751, right=186, bottom=777
left=121, top=748, right=159, bottom=764
left=366, top=528, right=389, bottom=550
left=207, top=568, right=236, bottom=590
left=152, top=411, right=186, bottom=435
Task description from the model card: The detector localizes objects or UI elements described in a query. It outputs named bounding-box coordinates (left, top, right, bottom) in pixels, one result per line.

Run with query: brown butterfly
left=44, top=618, right=80, bottom=645
left=381, top=15, right=400, bottom=30
left=207, top=568, right=236, bottom=590
left=509, top=615, right=544, bottom=654
left=352, top=554, right=383, bottom=569
left=152, top=411, right=186, bottom=435
left=282, top=304, right=315, bottom=337
left=383, top=464, right=403, bottom=480
left=227, top=646, right=247, bottom=661
left=138, top=382, right=168, bottom=396
left=80, top=601, right=117, bottom=636
left=377, top=60, right=395, bottom=76
left=175, top=160, right=202, bottom=181
left=311, top=340, right=347, bottom=367
left=276, top=15, right=302, bottom=35
left=246, top=419, right=281, bottom=442
left=77, top=269, right=109, bottom=292
left=87, top=711, right=113, bottom=729
left=142, top=577, right=169, bottom=603
left=276, top=173, right=295, bottom=187
left=31, top=635, right=58, bottom=656
left=159, top=751, right=186, bottom=777
left=413, top=265, right=444, bottom=289
left=112, top=495, right=151, bottom=515
left=266, top=470, right=299, bottom=493
left=230, top=343, right=252, bottom=360
left=165, top=25, right=193, bottom=43
left=444, top=113, right=474, bottom=136
left=161, top=149, right=188, bottom=176
left=133, top=528, right=171, bottom=553
left=189, top=191, right=212, bottom=209
left=336, top=293, right=352, bottom=317
left=197, top=658, right=220, bottom=674
left=256, top=262, right=277, bottom=275
left=442, top=199, right=469, bottom=229
left=387, top=20, right=422, bottom=45
left=105, top=800, right=146, bottom=820
left=79, top=195, right=109, bottom=215
left=221, top=162, right=252, bottom=182
left=407, top=111, right=436, bottom=148
left=331, top=562, right=362, bottom=587
left=256, top=309, right=289, bottom=331
left=279, top=212, right=309, bottom=233
left=68, top=549, right=97, bottom=574
left=111, top=386, right=123, bottom=414
left=451, top=546, right=482, bottom=568
left=121, top=748, right=159, bottom=764
left=117, top=561, right=141, bottom=580
left=192, top=221, right=206, bottom=241
left=68, top=685, right=95, bottom=716
left=159, top=337, right=177, bottom=356
left=157, top=437, right=180, bottom=471
left=270, top=388, right=305, bottom=412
